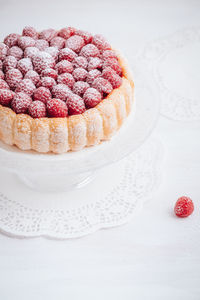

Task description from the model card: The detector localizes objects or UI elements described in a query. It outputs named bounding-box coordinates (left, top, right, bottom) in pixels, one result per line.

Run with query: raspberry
left=92, top=77, right=113, bottom=95
left=4, top=33, right=20, bottom=48
left=36, top=79, right=42, bottom=88
left=32, top=51, right=55, bottom=74
left=83, top=88, right=102, bottom=108
left=57, top=73, right=75, bottom=89
left=92, top=34, right=111, bottom=51
left=73, top=68, right=88, bottom=81
left=102, top=50, right=117, bottom=60
left=35, top=39, right=49, bottom=51
left=11, top=92, right=32, bottom=114
left=0, top=79, right=9, bottom=89
left=67, top=94, right=86, bottom=115
left=15, top=79, right=36, bottom=96
left=39, top=29, right=57, bottom=42
left=103, top=58, right=122, bottom=76
left=65, top=35, right=85, bottom=53
left=174, top=196, right=194, bottom=218
left=72, top=56, right=88, bottom=69
left=86, top=69, right=101, bottom=85
left=59, top=48, right=77, bottom=62
left=0, top=60, right=2, bottom=70
left=5, top=69, right=23, bottom=89
left=58, top=27, right=75, bottom=39
left=47, top=98, right=68, bottom=117
left=75, top=30, right=93, bottom=44
left=0, top=89, right=15, bottom=106
left=0, top=43, right=8, bottom=60
left=17, top=58, right=33, bottom=75
left=102, top=67, right=122, bottom=88
left=50, top=36, right=65, bottom=49
left=41, top=77, right=56, bottom=90
left=44, top=47, right=59, bottom=61
left=22, top=26, right=38, bottom=39
left=41, top=68, right=58, bottom=80
left=18, top=36, right=35, bottom=50
left=3, top=56, right=17, bottom=72
left=52, top=84, right=72, bottom=101
left=73, top=81, right=89, bottom=96
left=33, top=87, right=51, bottom=104
left=55, top=60, right=73, bottom=74
left=7, top=46, right=23, bottom=60
left=88, top=57, right=103, bottom=71
left=24, top=70, right=40, bottom=85
left=0, top=70, right=4, bottom=80
left=28, top=100, right=47, bottom=118
left=80, top=44, right=100, bottom=58
left=24, top=47, right=39, bottom=59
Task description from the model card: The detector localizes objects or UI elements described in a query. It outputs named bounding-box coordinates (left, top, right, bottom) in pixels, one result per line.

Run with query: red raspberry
left=75, top=30, right=93, bottom=44
left=59, top=48, right=77, bottom=62
left=73, top=81, right=89, bottom=96
left=47, top=98, right=68, bottom=117
left=102, top=67, right=122, bottom=88
left=5, top=68, right=23, bottom=89
left=3, top=56, right=17, bottom=72
left=32, top=51, right=55, bottom=74
left=52, top=84, right=72, bottom=101
left=18, top=36, right=35, bottom=50
left=28, top=100, right=47, bottom=118
left=7, top=46, right=23, bottom=60
left=15, top=79, right=36, bottom=96
left=72, top=56, right=88, bottom=69
left=22, top=26, right=38, bottom=39
left=39, top=29, right=57, bottom=42
left=36, top=79, right=42, bottom=88
left=0, top=60, right=3, bottom=70
left=65, top=35, right=85, bottom=53
left=83, top=88, right=102, bottom=108
left=4, top=33, right=20, bottom=48
left=80, top=44, right=100, bottom=58
left=102, top=50, right=117, bottom=60
left=41, top=77, right=56, bottom=90
left=50, top=36, right=65, bottom=49
left=57, top=73, right=75, bottom=89
left=174, top=196, right=194, bottom=218
left=24, top=70, right=40, bottom=85
left=0, top=70, right=4, bottom=80
left=11, top=92, right=32, bottom=114
left=41, top=68, right=58, bottom=80
left=0, top=79, right=9, bottom=89
left=88, top=57, right=103, bottom=71
left=92, top=34, right=111, bottom=51
left=35, top=39, right=49, bottom=51
left=92, top=77, right=113, bottom=95
left=44, top=47, right=59, bottom=61
left=67, top=93, right=86, bottom=115
left=24, top=46, right=39, bottom=59
left=55, top=60, right=73, bottom=74
left=0, top=43, right=8, bottom=60
left=17, top=58, right=33, bottom=75
left=103, top=58, right=122, bottom=76
left=58, top=27, right=75, bottom=39
left=86, top=69, right=101, bottom=85
left=0, top=89, right=15, bottom=106
left=72, top=68, right=88, bottom=81
left=33, top=87, right=51, bottom=104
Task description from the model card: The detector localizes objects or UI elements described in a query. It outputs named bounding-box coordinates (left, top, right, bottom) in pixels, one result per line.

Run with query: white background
left=0, top=0, right=200, bottom=299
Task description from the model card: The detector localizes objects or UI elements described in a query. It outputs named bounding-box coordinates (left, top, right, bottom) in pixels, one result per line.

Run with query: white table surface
left=0, top=0, right=200, bottom=299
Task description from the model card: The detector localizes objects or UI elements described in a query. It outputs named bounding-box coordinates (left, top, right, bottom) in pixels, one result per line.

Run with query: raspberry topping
left=52, top=84, right=72, bottom=101
left=59, top=47, right=77, bottom=62
left=18, top=36, right=36, bottom=50
left=57, top=73, right=75, bottom=89
left=55, top=60, right=73, bottom=74
left=50, top=37, right=65, bottom=50
left=28, top=100, right=47, bottom=118
left=58, top=27, right=75, bottom=39
left=103, top=58, right=122, bottom=76
left=24, top=47, right=39, bottom=59
left=32, top=52, right=55, bottom=74
left=75, top=30, right=93, bottom=44
left=0, top=43, right=8, bottom=60
left=80, top=44, right=100, bottom=58
left=35, top=39, right=49, bottom=51
left=33, top=87, right=51, bottom=104
left=41, top=68, right=58, bottom=80
left=45, top=47, right=59, bottom=61
left=39, top=29, right=57, bottom=42
left=24, top=70, right=40, bottom=85
left=4, top=34, right=20, bottom=48
left=6, top=68, right=23, bottom=89
left=17, top=58, right=33, bottom=75
left=86, top=69, right=101, bottom=85
left=92, top=77, right=113, bottom=95
left=11, top=92, right=32, bottom=114
left=88, top=57, right=103, bottom=71
left=73, top=81, right=89, bottom=96
left=7, top=46, right=23, bottom=61
left=22, top=26, right=38, bottom=39
left=73, top=67, right=88, bottom=81
left=3, top=56, right=17, bottom=72
left=83, top=88, right=102, bottom=108
left=0, top=71, right=4, bottom=80
left=0, top=79, right=9, bottom=89
left=102, top=67, right=122, bottom=88
left=41, top=76, right=56, bottom=90
left=15, top=79, right=36, bottom=96
left=0, top=89, right=15, bottom=106
left=47, top=98, right=68, bottom=117
left=65, top=35, right=85, bottom=53
left=67, top=94, right=86, bottom=115
left=72, top=56, right=88, bottom=69
left=92, top=34, right=111, bottom=51
left=174, top=196, right=194, bottom=218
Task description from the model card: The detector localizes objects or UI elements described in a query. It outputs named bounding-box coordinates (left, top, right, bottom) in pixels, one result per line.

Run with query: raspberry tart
left=0, top=26, right=134, bottom=153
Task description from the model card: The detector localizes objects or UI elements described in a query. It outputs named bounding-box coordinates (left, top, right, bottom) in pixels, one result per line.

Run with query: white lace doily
left=0, top=138, right=163, bottom=239
left=139, top=27, right=200, bottom=121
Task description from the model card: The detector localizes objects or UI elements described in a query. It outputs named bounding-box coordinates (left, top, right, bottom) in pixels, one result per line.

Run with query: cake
left=0, top=26, right=134, bottom=153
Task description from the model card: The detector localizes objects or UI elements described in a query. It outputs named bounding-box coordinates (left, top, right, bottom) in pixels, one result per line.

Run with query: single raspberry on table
left=52, top=84, right=72, bottom=101
left=44, top=47, right=59, bottom=61
left=58, top=27, right=75, bottom=39
left=59, top=48, right=77, bottom=62
left=22, top=26, right=38, bottom=39
left=92, top=34, right=111, bottom=51
left=73, top=81, right=89, bottom=96
left=15, top=79, right=36, bottom=96
left=67, top=93, right=86, bottom=115
left=65, top=35, right=85, bottom=53
left=6, top=68, right=23, bottom=89
left=4, top=33, right=20, bottom=48
left=92, top=77, right=113, bottom=95
left=24, top=46, right=39, bottom=59
left=0, top=43, right=8, bottom=60
left=39, top=29, right=57, bottom=42
left=80, top=44, right=100, bottom=58
left=47, top=98, right=68, bottom=117
left=102, top=67, right=122, bottom=88
left=83, top=88, right=102, bottom=108
left=103, top=58, right=122, bottom=76
left=18, top=36, right=36, bottom=50
left=55, top=60, right=74, bottom=74
left=0, top=78, right=9, bottom=89
left=11, top=92, right=32, bottom=114
left=17, top=58, right=33, bottom=75
left=7, top=46, right=23, bottom=61
left=50, top=36, right=65, bottom=50
left=33, top=87, right=52, bottom=104
left=87, top=57, right=103, bottom=71
left=3, top=56, right=17, bottom=72
left=0, top=70, right=4, bottom=80
left=75, top=29, right=93, bottom=44
left=41, top=68, right=58, bottom=80
left=57, top=73, right=75, bottom=89
left=72, top=56, right=88, bottom=69
left=72, top=67, right=88, bottom=81
left=41, top=77, right=56, bottom=90
left=174, top=196, right=194, bottom=218
left=0, top=89, right=15, bottom=106
left=86, top=69, right=101, bottom=85
left=28, top=100, right=47, bottom=118
left=35, top=39, right=49, bottom=51
left=24, top=70, right=40, bottom=85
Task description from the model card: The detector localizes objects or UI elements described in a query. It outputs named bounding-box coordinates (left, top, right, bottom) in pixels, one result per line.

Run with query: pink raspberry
left=83, top=88, right=102, bottom=108
left=174, top=196, right=194, bottom=218
left=73, top=81, right=89, bottom=96
left=35, top=39, right=49, bottom=51
left=88, top=57, right=103, bottom=71
left=72, top=67, right=88, bottom=81
left=39, top=29, right=57, bottom=42
left=92, top=77, right=113, bottom=95
left=0, top=43, right=8, bottom=60
left=0, top=60, right=3, bottom=70
left=41, top=68, right=58, bottom=80
left=32, top=51, right=55, bottom=74
left=59, top=48, right=77, bottom=62
left=80, top=44, right=100, bottom=58
left=44, top=47, right=59, bottom=61
left=4, top=33, right=20, bottom=48
left=28, top=100, right=47, bottom=118
left=103, top=58, right=122, bottom=76
left=36, top=79, right=42, bottom=88
left=24, top=70, right=40, bottom=85
left=67, top=93, right=86, bottom=115
left=3, top=56, right=17, bottom=72
left=18, top=36, right=35, bottom=50
left=75, top=29, right=93, bottom=44
left=33, top=87, right=52, bottom=104
left=22, top=26, right=38, bottom=39
left=102, top=50, right=117, bottom=60
left=41, top=77, right=56, bottom=90
left=72, top=56, right=88, bottom=69
left=0, top=79, right=9, bottom=89
left=55, top=60, right=74, bottom=74
left=15, top=79, right=36, bottom=96
left=0, top=70, right=4, bottom=80
left=58, top=27, right=75, bottom=39
left=102, top=67, right=122, bottom=89
left=52, top=84, right=72, bottom=101
left=92, top=34, right=111, bottom=51
left=7, top=46, right=23, bottom=60
left=5, top=69, right=23, bottom=89
left=65, top=35, right=85, bottom=53
left=11, top=92, right=32, bottom=114
left=50, top=36, right=65, bottom=49
left=47, top=98, right=68, bottom=117
left=57, top=73, right=75, bottom=89
left=86, top=69, right=101, bottom=85
left=0, top=89, right=15, bottom=106
left=17, top=58, right=33, bottom=75
left=24, top=47, right=39, bottom=59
